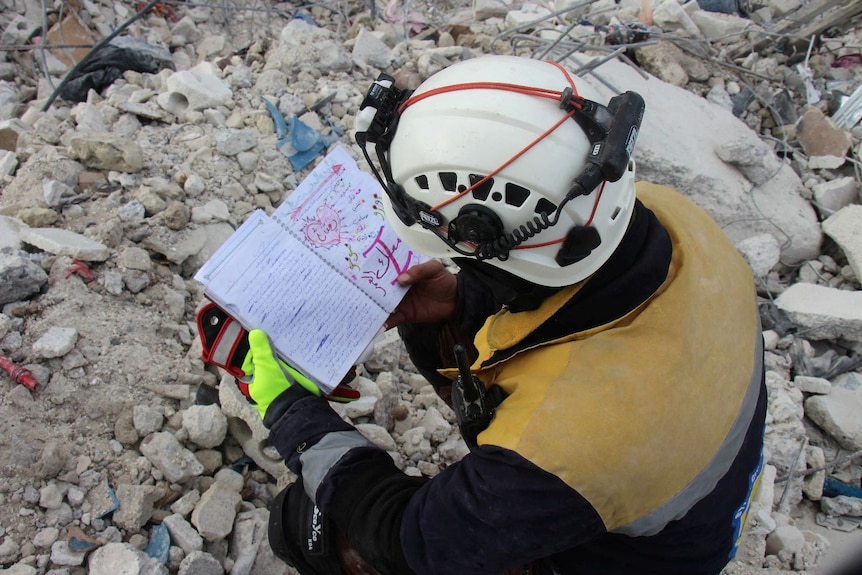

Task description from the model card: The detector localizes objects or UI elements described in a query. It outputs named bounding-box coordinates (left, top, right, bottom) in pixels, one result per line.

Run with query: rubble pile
left=0, top=0, right=861, bottom=573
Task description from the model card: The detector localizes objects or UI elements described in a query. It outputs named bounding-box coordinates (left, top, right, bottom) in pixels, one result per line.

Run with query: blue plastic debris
left=230, top=454, right=254, bottom=473
left=144, top=522, right=170, bottom=564
left=262, top=97, right=342, bottom=171
left=68, top=534, right=101, bottom=552
left=95, top=484, right=119, bottom=519
left=291, top=12, right=317, bottom=25
left=824, top=477, right=862, bottom=499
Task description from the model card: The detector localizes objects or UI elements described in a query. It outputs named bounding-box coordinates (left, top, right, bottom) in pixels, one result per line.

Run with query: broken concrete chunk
left=822, top=205, right=862, bottom=281
left=20, top=227, right=110, bottom=261
left=796, top=108, right=853, bottom=158
left=68, top=133, right=144, bottom=173
left=813, top=177, right=858, bottom=214
left=0, top=118, right=28, bottom=151
left=774, top=283, right=862, bottom=342
left=140, top=431, right=205, bottom=484
left=0, top=251, right=48, bottom=305
left=32, top=326, right=78, bottom=359
left=804, top=388, right=862, bottom=451
left=161, top=66, right=232, bottom=114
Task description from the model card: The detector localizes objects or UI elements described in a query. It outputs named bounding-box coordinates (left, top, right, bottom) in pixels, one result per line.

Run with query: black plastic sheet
left=58, top=44, right=161, bottom=103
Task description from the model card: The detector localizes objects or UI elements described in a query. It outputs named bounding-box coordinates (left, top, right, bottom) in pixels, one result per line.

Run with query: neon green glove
left=240, top=329, right=321, bottom=419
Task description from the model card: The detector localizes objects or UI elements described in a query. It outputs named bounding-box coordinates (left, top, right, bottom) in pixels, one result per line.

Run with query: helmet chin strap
left=454, top=258, right=563, bottom=312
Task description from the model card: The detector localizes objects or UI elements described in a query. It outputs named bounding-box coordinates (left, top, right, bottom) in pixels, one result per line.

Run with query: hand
left=385, top=260, right=457, bottom=330
left=240, top=330, right=358, bottom=418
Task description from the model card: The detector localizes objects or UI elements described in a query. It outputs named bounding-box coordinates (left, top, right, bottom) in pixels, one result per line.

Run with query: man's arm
left=266, top=399, right=607, bottom=575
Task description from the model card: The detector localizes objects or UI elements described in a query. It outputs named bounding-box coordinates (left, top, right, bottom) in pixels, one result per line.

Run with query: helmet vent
left=505, top=183, right=530, bottom=207
left=469, top=174, right=494, bottom=200
left=415, top=175, right=429, bottom=190
left=439, top=172, right=458, bottom=192
left=535, top=197, right=557, bottom=215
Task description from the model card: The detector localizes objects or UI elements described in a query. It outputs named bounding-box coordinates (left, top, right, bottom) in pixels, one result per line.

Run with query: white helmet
left=355, top=55, right=644, bottom=287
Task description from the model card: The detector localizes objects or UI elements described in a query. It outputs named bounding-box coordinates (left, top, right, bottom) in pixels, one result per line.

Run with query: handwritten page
left=195, top=210, right=388, bottom=391
left=273, top=146, right=422, bottom=312
left=195, top=146, right=430, bottom=392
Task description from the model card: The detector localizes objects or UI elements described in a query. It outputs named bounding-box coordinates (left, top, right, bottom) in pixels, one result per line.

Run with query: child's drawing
left=272, top=146, right=424, bottom=302
left=302, top=205, right=342, bottom=247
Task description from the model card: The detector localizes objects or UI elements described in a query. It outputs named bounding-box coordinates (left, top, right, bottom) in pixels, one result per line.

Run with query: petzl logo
left=419, top=211, right=441, bottom=227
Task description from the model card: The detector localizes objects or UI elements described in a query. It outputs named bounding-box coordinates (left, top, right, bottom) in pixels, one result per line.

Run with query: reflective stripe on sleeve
left=300, top=430, right=376, bottom=500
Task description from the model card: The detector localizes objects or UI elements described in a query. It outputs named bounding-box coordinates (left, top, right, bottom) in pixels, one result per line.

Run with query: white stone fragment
left=774, top=283, right=862, bottom=342
left=822, top=205, right=862, bottom=281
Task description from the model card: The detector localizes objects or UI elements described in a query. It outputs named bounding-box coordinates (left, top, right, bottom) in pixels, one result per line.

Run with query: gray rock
left=0, top=251, right=47, bottom=305
left=190, top=199, right=230, bottom=224
left=31, top=526, right=59, bottom=548
left=820, top=495, right=862, bottom=517
left=230, top=508, right=289, bottom=575
left=633, top=42, right=689, bottom=87
left=0, top=149, right=18, bottom=177
left=689, top=7, right=753, bottom=40
left=584, top=58, right=821, bottom=263
left=163, top=513, right=204, bottom=554
left=218, top=374, right=269, bottom=442
left=49, top=540, right=86, bottom=566
left=804, top=388, right=862, bottom=451
left=214, top=129, right=257, bottom=157
left=161, top=66, right=232, bottom=114
left=1, top=16, right=41, bottom=46
left=42, top=179, right=77, bottom=207
left=88, top=542, right=168, bottom=575
left=191, top=482, right=242, bottom=542
left=32, top=327, right=78, bottom=359
left=765, top=524, right=805, bottom=557
left=119, top=246, right=152, bottom=271
left=813, top=177, right=858, bottom=214
left=0, top=216, right=25, bottom=251
left=142, top=227, right=208, bottom=266
left=139, top=432, right=205, bottom=484
left=178, top=550, right=223, bottom=575
left=170, top=489, right=201, bottom=517
left=20, top=227, right=109, bottom=261
left=0, top=563, right=37, bottom=575
left=69, top=133, right=144, bottom=173
left=774, top=283, right=862, bottom=342
left=118, top=199, right=147, bottom=222
left=182, top=404, right=228, bottom=448
left=38, top=484, right=63, bottom=509
left=352, top=28, right=394, bottom=69
left=652, top=0, right=701, bottom=36
left=132, top=404, right=165, bottom=436
left=793, top=375, right=831, bottom=395
left=420, top=406, right=453, bottom=443
left=736, top=233, right=781, bottom=277
left=268, top=19, right=351, bottom=74
left=822, top=205, right=862, bottom=281
left=113, top=484, right=161, bottom=531
left=180, top=222, right=236, bottom=278
left=356, top=423, right=398, bottom=452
